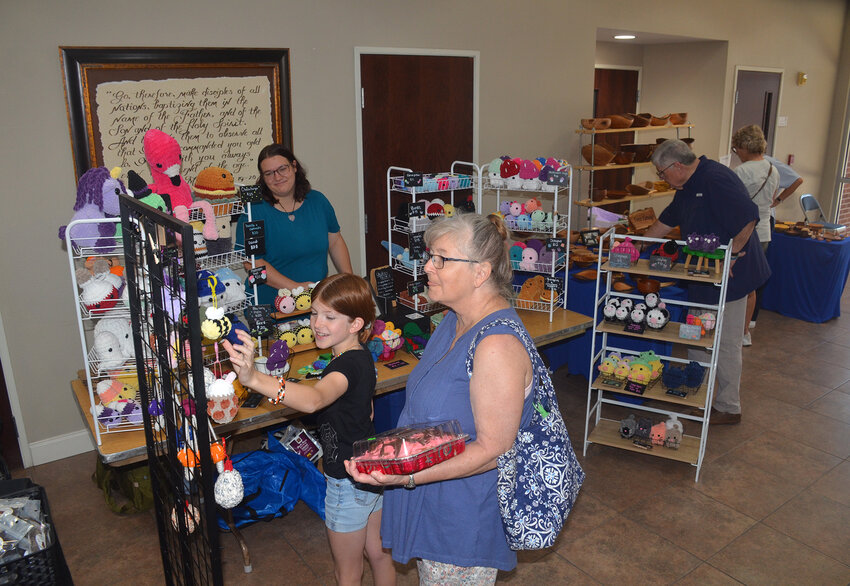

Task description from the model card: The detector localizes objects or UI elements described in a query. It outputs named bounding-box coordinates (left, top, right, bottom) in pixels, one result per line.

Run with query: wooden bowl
left=581, top=143, right=615, bottom=166
left=656, top=137, right=669, bottom=144
left=669, top=112, right=688, bottom=125
left=631, top=113, right=652, bottom=128
left=682, top=137, right=695, bottom=149
left=626, top=183, right=652, bottom=195
left=581, top=118, right=612, bottom=130
left=591, top=187, right=608, bottom=202
left=606, top=114, right=634, bottom=129
left=650, top=114, right=670, bottom=126
left=636, top=277, right=661, bottom=295
left=620, top=143, right=655, bottom=163
left=573, top=269, right=597, bottom=281
left=612, top=281, right=634, bottom=292
left=605, top=190, right=629, bottom=200
left=613, top=151, right=636, bottom=165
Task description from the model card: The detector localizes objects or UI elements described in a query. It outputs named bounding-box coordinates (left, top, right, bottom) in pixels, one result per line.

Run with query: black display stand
left=120, top=194, right=222, bottom=585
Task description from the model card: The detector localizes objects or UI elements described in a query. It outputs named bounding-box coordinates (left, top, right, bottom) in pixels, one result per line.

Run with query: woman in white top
left=732, top=125, right=780, bottom=346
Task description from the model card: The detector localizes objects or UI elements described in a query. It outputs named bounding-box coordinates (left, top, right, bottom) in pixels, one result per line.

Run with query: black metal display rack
left=120, top=194, right=222, bottom=585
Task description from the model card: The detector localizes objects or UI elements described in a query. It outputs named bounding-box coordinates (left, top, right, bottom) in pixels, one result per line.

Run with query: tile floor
left=15, top=300, right=850, bottom=584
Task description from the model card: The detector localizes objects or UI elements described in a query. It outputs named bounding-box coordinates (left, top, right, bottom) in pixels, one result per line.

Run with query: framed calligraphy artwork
left=59, top=47, right=292, bottom=185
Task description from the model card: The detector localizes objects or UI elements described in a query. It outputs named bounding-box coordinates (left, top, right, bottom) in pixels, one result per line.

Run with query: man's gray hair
left=651, top=139, right=697, bottom=168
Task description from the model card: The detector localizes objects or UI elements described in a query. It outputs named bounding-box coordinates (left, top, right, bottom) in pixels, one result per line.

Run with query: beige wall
left=0, top=0, right=846, bottom=463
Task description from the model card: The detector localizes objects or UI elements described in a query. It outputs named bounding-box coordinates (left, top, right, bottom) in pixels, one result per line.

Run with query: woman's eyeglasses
left=262, top=163, right=293, bottom=179
left=423, top=249, right=479, bottom=269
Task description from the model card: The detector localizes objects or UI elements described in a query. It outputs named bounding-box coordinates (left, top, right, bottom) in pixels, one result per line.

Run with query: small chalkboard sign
left=544, top=276, right=563, bottom=293
left=404, top=173, right=423, bottom=188
left=248, top=266, right=268, bottom=286
left=244, top=304, right=273, bottom=337
left=239, top=185, right=263, bottom=204
left=243, top=221, right=266, bottom=256
left=409, top=232, right=426, bottom=260
left=624, top=321, right=646, bottom=335
left=547, top=170, right=569, bottom=187
left=407, top=278, right=427, bottom=295
left=649, top=255, right=673, bottom=271
left=602, top=377, right=623, bottom=388
left=624, top=380, right=648, bottom=395
left=608, top=251, right=633, bottom=268
left=373, top=267, right=395, bottom=301
left=679, top=323, right=702, bottom=340
left=546, top=237, right=567, bottom=252
left=408, top=201, right=426, bottom=218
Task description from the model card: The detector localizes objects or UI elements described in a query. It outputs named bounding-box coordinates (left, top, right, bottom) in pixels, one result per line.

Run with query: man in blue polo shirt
left=643, top=139, right=771, bottom=425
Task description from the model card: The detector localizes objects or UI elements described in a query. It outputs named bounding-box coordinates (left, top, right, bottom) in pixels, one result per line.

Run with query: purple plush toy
left=266, top=339, right=291, bottom=372
left=59, top=167, right=126, bottom=251
left=701, top=233, right=720, bottom=252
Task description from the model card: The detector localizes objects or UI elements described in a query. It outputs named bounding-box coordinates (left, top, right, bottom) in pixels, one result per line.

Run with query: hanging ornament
left=214, top=457, right=244, bottom=509
left=171, top=500, right=201, bottom=534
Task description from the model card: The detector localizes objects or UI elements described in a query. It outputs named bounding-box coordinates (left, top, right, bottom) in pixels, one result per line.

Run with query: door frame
left=594, top=64, right=643, bottom=114
left=729, top=66, right=785, bottom=154
left=0, top=310, right=32, bottom=468
left=353, top=47, right=481, bottom=272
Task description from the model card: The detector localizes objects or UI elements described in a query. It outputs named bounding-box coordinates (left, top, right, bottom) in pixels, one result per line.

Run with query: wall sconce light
left=797, top=72, right=808, bottom=86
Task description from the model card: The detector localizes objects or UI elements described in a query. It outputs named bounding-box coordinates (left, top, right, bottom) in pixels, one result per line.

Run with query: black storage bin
left=0, top=479, right=72, bottom=585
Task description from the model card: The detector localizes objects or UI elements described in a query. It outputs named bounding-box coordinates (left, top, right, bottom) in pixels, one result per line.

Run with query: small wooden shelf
left=601, top=257, right=723, bottom=284
left=575, top=123, right=695, bottom=135
left=587, top=419, right=699, bottom=464
left=591, top=375, right=706, bottom=409
left=575, top=190, right=675, bottom=208
left=597, top=320, right=715, bottom=349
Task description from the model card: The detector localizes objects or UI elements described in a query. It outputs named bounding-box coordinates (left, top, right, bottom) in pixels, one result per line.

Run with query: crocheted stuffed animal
left=59, top=166, right=125, bottom=251
left=143, top=129, right=218, bottom=240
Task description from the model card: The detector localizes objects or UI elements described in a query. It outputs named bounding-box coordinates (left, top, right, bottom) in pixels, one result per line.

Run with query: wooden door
left=593, top=68, right=639, bottom=211
left=360, top=54, right=474, bottom=272
left=0, top=357, right=22, bottom=474
left=733, top=70, right=782, bottom=155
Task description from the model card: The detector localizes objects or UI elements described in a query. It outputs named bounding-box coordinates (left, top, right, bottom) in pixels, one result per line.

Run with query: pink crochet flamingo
left=143, top=129, right=218, bottom=240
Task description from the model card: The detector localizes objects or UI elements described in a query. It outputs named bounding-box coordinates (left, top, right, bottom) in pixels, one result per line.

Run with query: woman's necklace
left=332, top=345, right=361, bottom=360
left=275, top=198, right=296, bottom=221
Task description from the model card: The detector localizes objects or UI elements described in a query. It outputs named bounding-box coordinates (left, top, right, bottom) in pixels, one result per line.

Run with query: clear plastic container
left=352, top=420, right=468, bottom=474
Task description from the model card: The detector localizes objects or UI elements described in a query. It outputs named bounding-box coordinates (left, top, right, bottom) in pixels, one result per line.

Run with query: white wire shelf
left=509, top=283, right=563, bottom=313
left=390, top=173, right=474, bottom=194
left=503, top=215, right=567, bottom=234
left=397, top=296, right=446, bottom=314
left=197, top=249, right=249, bottom=271
left=188, top=200, right=245, bottom=221
left=390, top=216, right=432, bottom=234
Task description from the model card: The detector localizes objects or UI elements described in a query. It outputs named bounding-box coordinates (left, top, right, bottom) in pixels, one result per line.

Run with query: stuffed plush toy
left=267, top=339, right=291, bottom=373
left=619, top=414, right=637, bottom=438
left=277, top=325, right=297, bottom=348
left=488, top=158, right=506, bottom=188
left=193, top=166, right=237, bottom=201
left=519, top=246, right=538, bottom=271
left=201, top=306, right=232, bottom=342
left=519, top=160, right=541, bottom=190
left=597, top=353, right=619, bottom=376
left=143, top=128, right=218, bottom=240
left=59, top=166, right=125, bottom=252
left=223, top=313, right=250, bottom=346
left=127, top=169, right=171, bottom=213
left=376, top=321, right=403, bottom=360
left=664, top=416, right=683, bottom=449
left=294, top=322, right=315, bottom=345
left=215, top=267, right=247, bottom=307
left=190, top=221, right=208, bottom=259
left=426, top=199, right=445, bottom=219
left=274, top=288, right=296, bottom=314
left=197, top=270, right=226, bottom=307
left=187, top=366, right=216, bottom=398
left=93, top=330, right=126, bottom=370
left=650, top=421, right=667, bottom=446
left=207, top=214, right=233, bottom=256
left=94, top=317, right=134, bottom=360
left=207, top=371, right=239, bottom=424
left=509, top=242, right=525, bottom=270
left=77, top=265, right=121, bottom=313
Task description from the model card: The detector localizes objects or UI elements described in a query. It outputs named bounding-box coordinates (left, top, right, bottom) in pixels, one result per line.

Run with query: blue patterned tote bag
left=466, top=318, right=585, bottom=550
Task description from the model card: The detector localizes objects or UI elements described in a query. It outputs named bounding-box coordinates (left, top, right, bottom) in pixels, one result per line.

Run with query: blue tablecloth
left=539, top=264, right=687, bottom=381
left=761, top=231, right=850, bottom=323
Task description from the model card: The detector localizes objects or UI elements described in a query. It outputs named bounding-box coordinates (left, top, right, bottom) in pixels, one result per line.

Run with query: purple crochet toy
left=266, top=339, right=290, bottom=372
left=59, top=166, right=126, bottom=252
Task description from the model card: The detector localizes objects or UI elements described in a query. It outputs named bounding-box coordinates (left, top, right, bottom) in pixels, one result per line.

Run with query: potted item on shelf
left=619, top=143, right=655, bottom=163
left=650, top=114, right=670, bottom=126
left=581, top=143, right=616, bottom=166
left=613, top=151, right=636, bottom=165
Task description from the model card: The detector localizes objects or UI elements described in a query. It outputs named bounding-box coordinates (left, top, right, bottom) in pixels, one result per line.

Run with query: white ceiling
left=596, top=27, right=717, bottom=45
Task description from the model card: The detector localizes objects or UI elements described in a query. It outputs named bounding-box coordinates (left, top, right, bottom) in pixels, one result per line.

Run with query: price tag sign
left=608, top=251, right=633, bottom=268
left=407, top=278, right=427, bottom=295
left=679, top=323, right=702, bottom=340
left=248, top=266, right=267, bottom=285
left=408, top=201, right=426, bottom=218
left=544, top=276, right=563, bottom=293
left=624, top=380, right=647, bottom=395
left=244, top=304, right=273, bottom=337
left=409, top=232, right=426, bottom=260
left=649, top=255, right=673, bottom=271
left=624, top=321, right=646, bottom=335
left=404, top=173, right=423, bottom=188
left=601, top=377, right=622, bottom=388
left=547, top=170, right=569, bottom=187
left=373, top=267, right=396, bottom=301
left=239, top=185, right=263, bottom=204
left=243, top=221, right=266, bottom=256
left=579, top=229, right=601, bottom=247
left=546, top=237, right=566, bottom=252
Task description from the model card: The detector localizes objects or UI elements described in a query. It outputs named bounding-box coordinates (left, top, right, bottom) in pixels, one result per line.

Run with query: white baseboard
left=28, top=429, right=94, bottom=467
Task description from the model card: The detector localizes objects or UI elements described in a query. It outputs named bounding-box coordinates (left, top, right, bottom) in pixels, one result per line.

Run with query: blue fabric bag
left=466, top=318, right=585, bottom=550
left=217, top=429, right=325, bottom=530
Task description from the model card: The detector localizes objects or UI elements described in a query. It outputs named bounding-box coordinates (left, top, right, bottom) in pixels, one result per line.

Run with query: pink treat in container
left=352, top=420, right=469, bottom=474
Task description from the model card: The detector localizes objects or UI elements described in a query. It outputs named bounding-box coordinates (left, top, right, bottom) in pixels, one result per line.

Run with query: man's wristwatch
left=404, top=473, right=416, bottom=490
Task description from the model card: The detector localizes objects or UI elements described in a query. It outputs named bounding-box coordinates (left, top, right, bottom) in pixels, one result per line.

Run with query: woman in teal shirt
left=237, top=144, right=353, bottom=305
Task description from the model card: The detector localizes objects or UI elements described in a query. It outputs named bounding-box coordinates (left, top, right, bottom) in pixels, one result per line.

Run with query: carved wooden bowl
left=631, top=113, right=652, bottom=127
left=637, top=277, right=661, bottom=295
left=591, top=187, right=608, bottom=202
left=620, top=143, right=655, bottom=163
left=650, top=114, right=670, bottom=126
left=669, top=112, right=688, bottom=125
left=581, top=143, right=615, bottom=166
left=573, top=269, right=598, bottom=281
left=606, top=114, right=634, bottom=129
left=613, top=151, right=636, bottom=165
left=581, top=118, right=613, bottom=130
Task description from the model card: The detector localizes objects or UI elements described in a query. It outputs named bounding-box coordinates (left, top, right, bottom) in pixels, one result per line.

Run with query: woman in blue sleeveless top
left=347, top=213, right=536, bottom=583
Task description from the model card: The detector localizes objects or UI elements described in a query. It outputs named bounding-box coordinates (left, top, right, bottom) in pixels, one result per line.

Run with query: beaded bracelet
left=269, top=376, right=286, bottom=405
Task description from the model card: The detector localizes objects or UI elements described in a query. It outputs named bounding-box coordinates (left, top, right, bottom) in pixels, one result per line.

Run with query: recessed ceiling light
left=614, top=34, right=636, bottom=40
